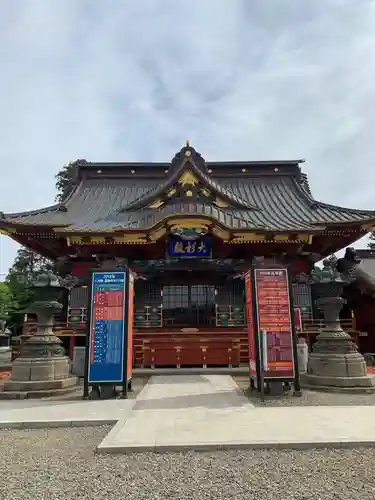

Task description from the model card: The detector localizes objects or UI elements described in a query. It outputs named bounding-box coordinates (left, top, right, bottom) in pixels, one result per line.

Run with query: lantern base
left=302, top=350, right=375, bottom=392
left=0, top=346, right=12, bottom=370
left=0, top=355, right=78, bottom=399
left=301, top=373, right=375, bottom=393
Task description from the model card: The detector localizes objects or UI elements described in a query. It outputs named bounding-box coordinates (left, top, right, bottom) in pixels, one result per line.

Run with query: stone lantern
left=302, top=257, right=375, bottom=391
left=1, top=273, right=78, bottom=398
left=0, top=319, right=12, bottom=370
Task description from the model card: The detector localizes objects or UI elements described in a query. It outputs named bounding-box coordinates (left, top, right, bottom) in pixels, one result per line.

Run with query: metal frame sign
left=253, top=267, right=296, bottom=379
left=86, top=271, right=128, bottom=385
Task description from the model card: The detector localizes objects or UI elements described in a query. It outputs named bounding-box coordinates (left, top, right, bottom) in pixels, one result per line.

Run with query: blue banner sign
left=167, top=237, right=211, bottom=258
left=88, top=271, right=127, bottom=384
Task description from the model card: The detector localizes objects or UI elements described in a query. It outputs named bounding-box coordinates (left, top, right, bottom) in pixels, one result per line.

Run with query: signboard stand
left=258, top=330, right=265, bottom=401
left=246, top=265, right=301, bottom=397
left=83, top=268, right=134, bottom=400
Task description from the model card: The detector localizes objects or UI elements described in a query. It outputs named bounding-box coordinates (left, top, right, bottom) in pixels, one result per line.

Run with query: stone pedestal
left=302, top=292, right=375, bottom=392
left=0, top=349, right=11, bottom=370
left=0, top=334, right=11, bottom=370
left=0, top=326, right=12, bottom=371
left=0, top=274, right=78, bottom=399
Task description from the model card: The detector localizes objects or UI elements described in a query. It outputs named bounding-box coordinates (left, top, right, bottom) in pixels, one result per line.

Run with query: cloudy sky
left=1, top=0, right=375, bottom=276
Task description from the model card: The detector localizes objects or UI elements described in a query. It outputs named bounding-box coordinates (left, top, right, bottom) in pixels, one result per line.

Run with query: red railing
left=20, top=318, right=362, bottom=366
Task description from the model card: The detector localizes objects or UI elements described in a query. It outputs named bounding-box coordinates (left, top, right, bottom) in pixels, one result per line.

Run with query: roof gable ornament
left=178, top=170, right=199, bottom=187
left=120, top=144, right=254, bottom=212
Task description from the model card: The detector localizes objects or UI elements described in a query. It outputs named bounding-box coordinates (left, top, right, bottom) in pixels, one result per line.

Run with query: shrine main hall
left=1, top=143, right=375, bottom=368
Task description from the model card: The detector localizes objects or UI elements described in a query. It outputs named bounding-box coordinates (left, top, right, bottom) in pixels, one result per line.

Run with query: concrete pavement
left=0, top=398, right=135, bottom=429
left=2, top=374, right=375, bottom=453
left=97, top=374, right=375, bottom=453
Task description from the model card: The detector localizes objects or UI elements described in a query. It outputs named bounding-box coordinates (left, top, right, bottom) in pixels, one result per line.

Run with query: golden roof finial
left=186, top=139, right=190, bottom=147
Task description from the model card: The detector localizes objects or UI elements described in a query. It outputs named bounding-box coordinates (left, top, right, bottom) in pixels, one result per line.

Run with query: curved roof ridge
left=312, top=199, right=375, bottom=216
left=1, top=179, right=86, bottom=221
left=2, top=203, right=64, bottom=219
left=289, top=177, right=375, bottom=227
left=292, top=177, right=375, bottom=215
left=290, top=177, right=319, bottom=207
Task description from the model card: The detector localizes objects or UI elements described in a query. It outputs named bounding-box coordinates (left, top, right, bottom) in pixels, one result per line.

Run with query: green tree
left=6, top=248, right=54, bottom=332
left=0, top=282, right=11, bottom=322
left=55, top=161, right=78, bottom=202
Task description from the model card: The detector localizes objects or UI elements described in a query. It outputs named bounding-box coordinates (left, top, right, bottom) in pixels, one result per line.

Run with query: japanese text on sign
left=167, top=237, right=211, bottom=257
left=88, top=271, right=127, bottom=384
left=254, top=268, right=295, bottom=379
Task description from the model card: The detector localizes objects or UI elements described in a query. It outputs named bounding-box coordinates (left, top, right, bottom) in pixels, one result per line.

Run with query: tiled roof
left=2, top=146, right=375, bottom=232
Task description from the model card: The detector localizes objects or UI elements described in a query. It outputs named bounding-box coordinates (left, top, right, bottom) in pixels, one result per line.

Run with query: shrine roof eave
left=0, top=213, right=372, bottom=238
left=1, top=215, right=371, bottom=236
left=323, top=216, right=375, bottom=230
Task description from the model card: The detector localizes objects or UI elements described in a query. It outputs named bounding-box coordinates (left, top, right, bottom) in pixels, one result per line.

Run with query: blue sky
left=1, top=0, right=375, bottom=276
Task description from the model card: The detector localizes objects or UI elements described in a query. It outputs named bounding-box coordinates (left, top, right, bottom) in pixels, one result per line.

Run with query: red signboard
left=127, top=273, right=134, bottom=381
left=254, top=268, right=295, bottom=378
left=245, top=271, right=257, bottom=377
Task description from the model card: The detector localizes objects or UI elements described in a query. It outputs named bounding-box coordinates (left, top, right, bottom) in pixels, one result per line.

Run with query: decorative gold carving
left=56, top=227, right=115, bottom=233
left=70, top=233, right=151, bottom=245
left=201, top=188, right=211, bottom=197
left=185, top=190, right=193, bottom=197
left=274, top=234, right=289, bottom=241
left=167, top=218, right=213, bottom=229
left=232, top=232, right=264, bottom=242
left=185, top=150, right=191, bottom=157
left=212, top=226, right=231, bottom=241
left=229, top=233, right=314, bottom=244
left=148, top=199, right=164, bottom=209
left=149, top=226, right=167, bottom=241
left=167, top=188, right=177, bottom=197
left=213, top=198, right=229, bottom=208
left=361, top=221, right=375, bottom=232
left=296, top=234, right=313, bottom=244
left=0, top=227, right=16, bottom=235
left=178, top=171, right=199, bottom=187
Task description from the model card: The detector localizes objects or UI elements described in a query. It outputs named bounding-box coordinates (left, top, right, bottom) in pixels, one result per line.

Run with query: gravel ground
left=233, top=375, right=375, bottom=407
left=1, top=426, right=375, bottom=500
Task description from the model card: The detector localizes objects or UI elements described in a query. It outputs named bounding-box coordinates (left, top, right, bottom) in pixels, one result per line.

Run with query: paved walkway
left=98, top=374, right=375, bottom=453
left=0, top=399, right=135, bottom=429
left=2, top=374, right=375, bottom=453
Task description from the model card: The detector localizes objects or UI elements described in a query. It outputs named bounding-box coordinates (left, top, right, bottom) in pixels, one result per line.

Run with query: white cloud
left=1, top=0, right=375, bottom=274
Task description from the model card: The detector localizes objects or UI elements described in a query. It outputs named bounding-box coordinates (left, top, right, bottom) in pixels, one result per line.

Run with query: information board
left=254, top=268, right=295, bottom=379
left=244, top=271, right=257, bottom=377
left=126, top=273, right=134, bottom=382
left=87, top=271, right=127, bottom=384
